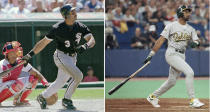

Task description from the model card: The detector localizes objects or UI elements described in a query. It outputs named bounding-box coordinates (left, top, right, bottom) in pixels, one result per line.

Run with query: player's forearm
left=30, top=69, right=48, bottom=86
left=31, top=37, right=51, bottom=54
left=85, top=35, right=95, bottom=48
left=152, top=36, right=166, bottom=53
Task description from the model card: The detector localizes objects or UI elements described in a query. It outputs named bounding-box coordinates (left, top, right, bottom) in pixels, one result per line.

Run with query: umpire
left=22, top=4, right=95, bottom=110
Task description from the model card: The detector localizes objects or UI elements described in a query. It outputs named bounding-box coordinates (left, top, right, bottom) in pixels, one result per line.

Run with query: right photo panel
left=105, top=0, right=209, bottom=112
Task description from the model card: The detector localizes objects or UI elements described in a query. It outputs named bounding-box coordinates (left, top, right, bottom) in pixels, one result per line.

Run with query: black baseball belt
left=57, top=49, right=76, bottom=57
left=175, top=49, right=185, bottom=54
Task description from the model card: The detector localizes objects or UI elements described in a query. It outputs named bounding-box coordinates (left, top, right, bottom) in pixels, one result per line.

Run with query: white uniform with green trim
left=153, top=21, right=199, bottom=99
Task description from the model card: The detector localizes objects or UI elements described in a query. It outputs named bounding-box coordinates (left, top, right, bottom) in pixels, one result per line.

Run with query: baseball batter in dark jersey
left=22, top=4, right=95, bottom=110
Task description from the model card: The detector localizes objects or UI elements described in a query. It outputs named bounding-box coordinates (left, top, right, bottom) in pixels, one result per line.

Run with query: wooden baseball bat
left=108, top=61, right=151, bottom=95
left=0, top=60, right=26, bottom=78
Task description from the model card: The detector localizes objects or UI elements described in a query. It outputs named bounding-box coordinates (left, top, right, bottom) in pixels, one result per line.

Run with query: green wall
left=0, top=21, right=104, bottom=82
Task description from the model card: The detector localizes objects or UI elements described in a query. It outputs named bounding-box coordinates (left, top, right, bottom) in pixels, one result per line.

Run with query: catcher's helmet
left=177, top=5, right=192, bottom=18
left=60, top=4, right=76, bottom=18
left=2, top=41, right=23, bottom=57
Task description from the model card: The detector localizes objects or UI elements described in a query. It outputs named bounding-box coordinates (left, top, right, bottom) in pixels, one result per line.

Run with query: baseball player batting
left=0, top=41, right=48, bottom=106
left=144, top=5, right=204, bottom=108
left=21, top=4, right=96, bottom=110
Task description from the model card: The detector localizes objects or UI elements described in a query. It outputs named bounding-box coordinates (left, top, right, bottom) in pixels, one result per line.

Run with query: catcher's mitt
left=46, top=93, right=58, bottom=105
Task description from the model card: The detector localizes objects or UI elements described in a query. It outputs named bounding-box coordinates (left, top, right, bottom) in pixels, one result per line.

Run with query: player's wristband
left=41, top=79, right=49, bottom=86
left=149, top=50, right=155, bottom=57
left=28, top=51, right=35, bottom=57
left=83, top=43, right=89, bottom=49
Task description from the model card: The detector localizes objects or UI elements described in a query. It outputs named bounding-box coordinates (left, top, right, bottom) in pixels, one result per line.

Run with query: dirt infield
left=106, top=98, right=209, bottom=112
left=0, top=99, right=104, bottom=112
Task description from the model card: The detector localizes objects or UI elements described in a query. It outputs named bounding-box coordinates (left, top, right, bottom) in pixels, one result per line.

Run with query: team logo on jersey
left=172, top=32, right=191, bottom=42
left=75, top=33, right=82, bottom=44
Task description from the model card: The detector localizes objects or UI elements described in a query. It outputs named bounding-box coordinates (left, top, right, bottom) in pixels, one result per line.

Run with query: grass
left=7, top=88, right=104, bottom=101
left=105, top=79, right=209, bottom=99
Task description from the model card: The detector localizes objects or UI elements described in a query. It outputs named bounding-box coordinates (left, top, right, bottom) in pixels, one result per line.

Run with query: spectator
left=0, top=3, right=7, bottom=13
left=32, top=0, right=46, bottom=13
left=83, top=66, right=99, bottom=82
left=199, top=3, right=206, bottom=18
left=66, top=0, right=83, bottom=12
left=105, top=27, right=119, bottom=49
left=148, top=25, right=158, bottom=48
left=123, top=9, right=136, bottom=26
left=191, top=7, right=204, bottom=24
left=205, top=30, right=210, bottom=43
left=5, top=0, right=15, bottom=11
left=52, top=0, right=64, bottom=12
left=148, top=0, right=157, bottom=13
left=112, top=7, right=123, bottom=21
left=84, top=0, right=102, bottom=12
left=8, top=0, right=30, bottom=14
left=26, top=0, right=36, bottom=11
left=131, top=27, right=147, bottom=49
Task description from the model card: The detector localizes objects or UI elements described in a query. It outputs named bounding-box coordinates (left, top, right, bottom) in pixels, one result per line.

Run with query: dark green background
left=0, top=21, right=104, bottom=82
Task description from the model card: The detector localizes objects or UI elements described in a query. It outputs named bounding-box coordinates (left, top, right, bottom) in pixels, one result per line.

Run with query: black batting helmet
left=177, top=5, right=192, bottom=18
left=60, top=4, right=76, bottom=18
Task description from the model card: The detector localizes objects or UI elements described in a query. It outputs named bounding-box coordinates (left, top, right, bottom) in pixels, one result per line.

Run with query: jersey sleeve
left=46, top=27, right=56, bottom=40
left=22, top=63, right=33, bottom=72
left=160, top=24, right=171, bottom=39
left=81, top=24, right=92, bottom=39
left=192, top=29, right=199, bottom=41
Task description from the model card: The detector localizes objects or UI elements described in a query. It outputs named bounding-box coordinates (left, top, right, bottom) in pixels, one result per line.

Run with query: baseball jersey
left=161, top=21, right=198, bottom=50
left=0, top=59, right=32, bottom=82
left=46, top=21, right=92, bottom=54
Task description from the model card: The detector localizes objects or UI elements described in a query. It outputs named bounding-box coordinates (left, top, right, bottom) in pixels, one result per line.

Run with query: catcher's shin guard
left=0, top=80, right=24, bottom=103
left=17, top=75, right=38, bottom=103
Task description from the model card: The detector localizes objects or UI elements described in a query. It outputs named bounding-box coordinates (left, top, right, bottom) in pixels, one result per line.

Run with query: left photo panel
left=0, top=0, right=104, bottom=112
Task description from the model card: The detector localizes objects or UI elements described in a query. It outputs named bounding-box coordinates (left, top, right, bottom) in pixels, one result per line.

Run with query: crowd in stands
left=105, top=0, right=209, bottom=50
left=0, top=0, right=104, bottom=14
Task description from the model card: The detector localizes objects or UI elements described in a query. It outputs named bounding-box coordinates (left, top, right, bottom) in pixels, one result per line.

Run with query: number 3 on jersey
left=65, top=40, right=70, bottom=48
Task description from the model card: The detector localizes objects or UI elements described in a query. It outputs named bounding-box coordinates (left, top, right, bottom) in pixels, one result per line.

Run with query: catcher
left=0, top=41, right=49, bottom=106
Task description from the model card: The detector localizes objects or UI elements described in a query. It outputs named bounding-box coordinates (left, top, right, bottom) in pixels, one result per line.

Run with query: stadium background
left=105, top=0, right=209, bottom=111
left=0, top=0, right=104, bottom=111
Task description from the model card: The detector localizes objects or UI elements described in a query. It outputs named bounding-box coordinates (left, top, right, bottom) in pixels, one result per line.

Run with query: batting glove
left=21, top=51, right=35, bottom=62
left=190, top=41, right=199, bottom=48
left=75, top=43, right=89, bottom=54
left=22, top=54, right=32, bottom=61
left=144, top=50, right=155, bottom=64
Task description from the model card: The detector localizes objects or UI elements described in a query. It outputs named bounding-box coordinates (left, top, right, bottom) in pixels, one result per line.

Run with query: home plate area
left=0, top=99, right=104, bottom=112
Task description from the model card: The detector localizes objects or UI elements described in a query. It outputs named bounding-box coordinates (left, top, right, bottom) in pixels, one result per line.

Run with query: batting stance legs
left=153, top=47, right=195, bottom=99
left=41, top=49, right=83, bottom=109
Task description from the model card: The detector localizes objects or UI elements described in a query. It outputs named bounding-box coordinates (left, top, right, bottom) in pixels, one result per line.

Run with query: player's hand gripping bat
left=108, top=61, right=151, bottom=95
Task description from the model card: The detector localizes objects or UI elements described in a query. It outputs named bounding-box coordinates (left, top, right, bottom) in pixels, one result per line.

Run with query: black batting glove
left=21, top=51, right=35, bottom=63
left=75, top=43, right=89, bottom=54
left=144, top=56, right=152, bottom=64
left=144, top=50, right=155, bottom=64
left=22, top=54, right=32, bottom=62
left=190, top=41, right=199, bottom=48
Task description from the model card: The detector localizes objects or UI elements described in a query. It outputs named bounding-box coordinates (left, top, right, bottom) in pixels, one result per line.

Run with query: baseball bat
left=0, top=60, right=26, bottom=78
left=108, top=61, right=151, bottom=95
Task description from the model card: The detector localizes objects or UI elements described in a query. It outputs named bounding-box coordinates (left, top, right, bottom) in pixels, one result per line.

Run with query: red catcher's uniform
left=0, top=59, right=32, bottom=83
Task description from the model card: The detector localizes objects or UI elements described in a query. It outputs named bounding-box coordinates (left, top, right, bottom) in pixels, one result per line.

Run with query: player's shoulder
left=75, top=21, right=88, bottom=28
left=167, top=21, right=178, bottom=26
left=186, top=23, right=195, bottom=31
left=52, top=21, right=65, bottom=29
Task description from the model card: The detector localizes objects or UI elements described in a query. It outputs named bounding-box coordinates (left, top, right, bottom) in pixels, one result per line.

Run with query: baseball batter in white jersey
left=144, top=5, right=204, bottom=108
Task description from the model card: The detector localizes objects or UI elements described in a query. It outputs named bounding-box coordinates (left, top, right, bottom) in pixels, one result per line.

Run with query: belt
left=175, top=49, right=185, bottom=54
left=65, top=52, right=76, bottom=57
left=57, top=49, right=76, bottom=57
